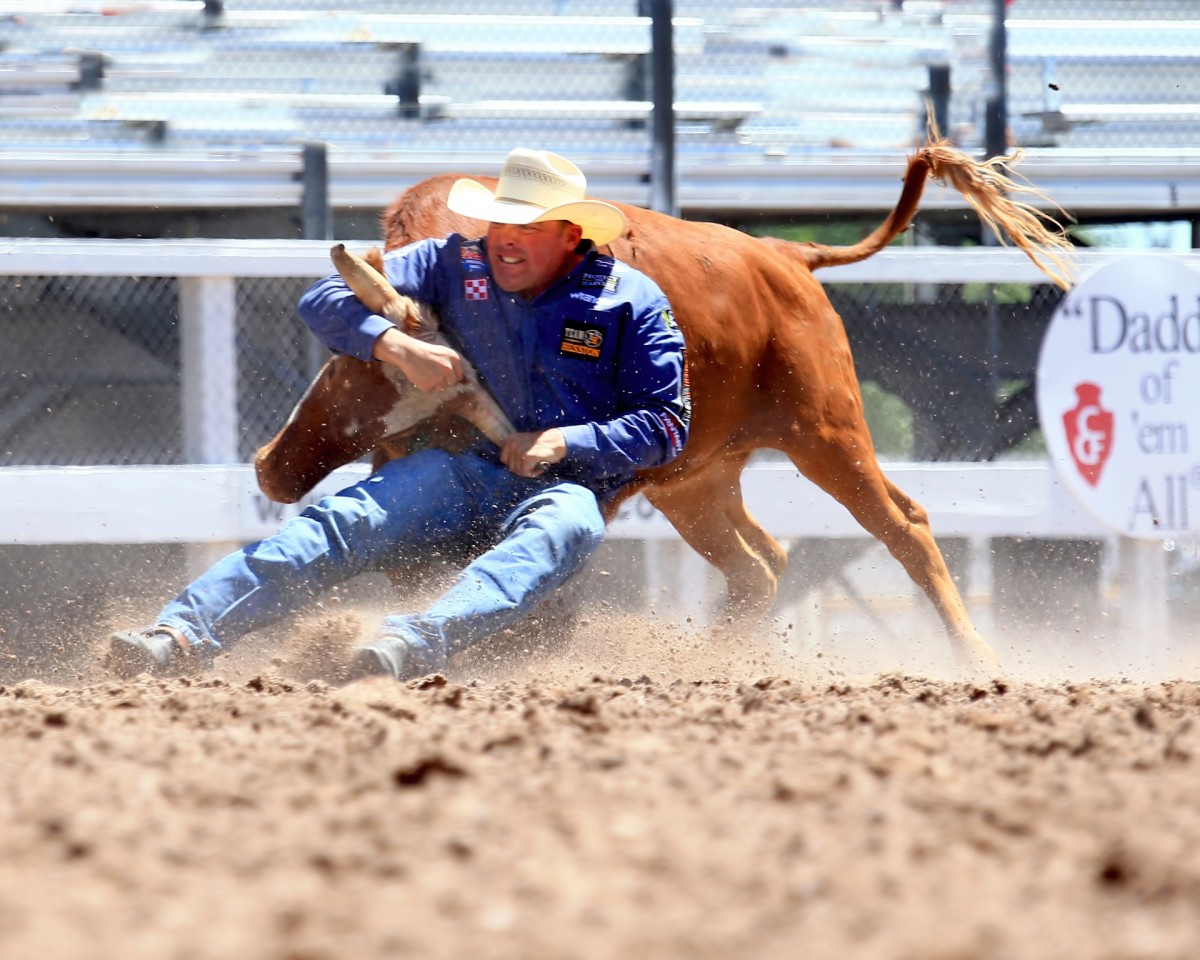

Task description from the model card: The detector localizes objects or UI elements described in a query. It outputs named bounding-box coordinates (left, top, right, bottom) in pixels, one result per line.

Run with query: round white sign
left=1037, top=255, right=1200, bottom=540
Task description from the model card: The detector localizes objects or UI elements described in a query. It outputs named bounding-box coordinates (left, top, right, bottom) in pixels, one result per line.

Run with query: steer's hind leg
left=784, top=437, right=999, bottom=673
left=645, top=456, right=787, bottom=619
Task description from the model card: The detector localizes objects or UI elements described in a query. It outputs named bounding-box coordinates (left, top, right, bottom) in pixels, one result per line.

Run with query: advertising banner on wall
left=1037, top=255, right=1200, bottom=541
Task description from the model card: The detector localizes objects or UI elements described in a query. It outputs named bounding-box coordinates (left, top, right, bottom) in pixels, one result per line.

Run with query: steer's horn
left=330, top=243, right=438, bottom=339
left=441, top=390, right=515, bottom=448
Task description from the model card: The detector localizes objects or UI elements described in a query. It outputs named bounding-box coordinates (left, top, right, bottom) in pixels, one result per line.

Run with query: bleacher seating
left=1005, top=17, right=1200, bottom=149
left=0, top=2, right=927, bottom=152
left=0, top=0, right=1197, bottom=221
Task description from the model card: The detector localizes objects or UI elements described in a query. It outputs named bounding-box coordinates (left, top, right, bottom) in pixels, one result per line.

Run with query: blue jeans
left=158, top=450, right=606, bottom=672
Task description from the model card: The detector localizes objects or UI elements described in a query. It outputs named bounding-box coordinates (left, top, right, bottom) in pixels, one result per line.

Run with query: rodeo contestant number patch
left=560, top=321, right=605, bottom=360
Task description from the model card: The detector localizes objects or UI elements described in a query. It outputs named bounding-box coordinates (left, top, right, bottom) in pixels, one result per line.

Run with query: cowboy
left=109, top=148, right=690, bottom=682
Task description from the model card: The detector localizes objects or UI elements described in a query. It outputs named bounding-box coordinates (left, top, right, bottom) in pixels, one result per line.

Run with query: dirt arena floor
left=4, top=597, right=1200, bottom=960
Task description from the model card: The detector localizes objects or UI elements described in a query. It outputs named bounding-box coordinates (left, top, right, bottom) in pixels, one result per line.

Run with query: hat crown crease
left=500, top=163, right=583, bottom=207
left=445, top=148, right=626, bottom=247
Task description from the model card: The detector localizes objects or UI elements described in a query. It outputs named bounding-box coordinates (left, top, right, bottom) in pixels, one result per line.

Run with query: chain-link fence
left=235, top=276, right=321, bottom=461
left=1, top=0, right=1195, bottom=162
left=828, top=280, right=1066, bottom=462
left=2, top=273, right=180, bottom=465
left=2, top=267, right=1068, bottom=468
left=1, top=271, right=323, bottom=466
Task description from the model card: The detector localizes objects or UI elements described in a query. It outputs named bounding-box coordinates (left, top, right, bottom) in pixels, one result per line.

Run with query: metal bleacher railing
left=1, top=0, right=1199, bottom=222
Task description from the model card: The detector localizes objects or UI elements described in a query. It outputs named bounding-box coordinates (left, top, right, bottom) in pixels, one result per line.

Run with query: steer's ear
left=364, top=247, right=385, bottom=274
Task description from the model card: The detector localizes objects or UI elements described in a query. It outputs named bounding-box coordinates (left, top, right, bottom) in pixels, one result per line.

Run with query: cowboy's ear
left=564, top=222, right=584, bottom=246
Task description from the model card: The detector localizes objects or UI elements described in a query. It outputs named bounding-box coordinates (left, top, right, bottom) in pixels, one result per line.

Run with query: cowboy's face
left=486, top=219, right=585, bottom=297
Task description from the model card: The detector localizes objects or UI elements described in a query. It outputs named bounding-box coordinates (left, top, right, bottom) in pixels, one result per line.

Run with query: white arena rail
left=0, top=460, right=1105, bottom=547
left=3, top=238, right=1197, bottom=547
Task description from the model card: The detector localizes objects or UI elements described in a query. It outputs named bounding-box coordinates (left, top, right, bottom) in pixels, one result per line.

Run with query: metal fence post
left=926, top=62, right=951, bottom=138
left=984, top=0, right=1008, bottom=159
left=202, top=0, right=224, bottom=30
left=301, top=141, right=331, bottom=242
left=623, top=51, right=648, bottom=130
left=387, top=42, right=422, bottom=119
left=301, top=142, right=332, bottom=379
left=77, top=51, right=105, bottom=90
left=647, top=0, right=677, bottom=217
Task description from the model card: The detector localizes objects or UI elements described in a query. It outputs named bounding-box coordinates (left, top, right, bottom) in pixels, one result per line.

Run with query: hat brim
left=447, top=177, right=626, bottom=248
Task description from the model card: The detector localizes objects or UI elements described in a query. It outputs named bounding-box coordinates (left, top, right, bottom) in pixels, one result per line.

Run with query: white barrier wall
left=0, top=461, right=1107, bottom=546
left=0, top=239, right=1178, bottom=548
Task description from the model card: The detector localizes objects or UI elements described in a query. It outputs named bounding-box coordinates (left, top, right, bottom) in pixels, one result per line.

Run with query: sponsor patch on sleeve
left=679, top=353, right=692, bottom=423
left=659, top=308, right=691, bottom=422
left=660, top=412, right=685, bottom=455
left=560, top=321, right=605, bottom=360
left=460, top=241, right=487, bottom=271
left=581, top=272, right=620, bottom=293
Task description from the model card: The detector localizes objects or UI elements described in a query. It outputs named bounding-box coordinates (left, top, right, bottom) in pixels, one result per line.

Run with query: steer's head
left=254, top=354, right=400, bottom=504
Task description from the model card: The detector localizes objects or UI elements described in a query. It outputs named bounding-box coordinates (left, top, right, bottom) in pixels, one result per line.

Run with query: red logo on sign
left=1063, top=382, right=1113, bottom=487
left=464, top=278, right=488, bottom=301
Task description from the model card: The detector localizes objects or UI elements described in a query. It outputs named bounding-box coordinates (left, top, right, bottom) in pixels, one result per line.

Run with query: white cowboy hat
left=447, top=148, right=626, bottom=247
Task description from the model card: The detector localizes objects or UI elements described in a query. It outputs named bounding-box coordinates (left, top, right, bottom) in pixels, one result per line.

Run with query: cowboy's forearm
left=296, top=272, right=393, bottom=361
left=373, top=327, right=465, bottom=392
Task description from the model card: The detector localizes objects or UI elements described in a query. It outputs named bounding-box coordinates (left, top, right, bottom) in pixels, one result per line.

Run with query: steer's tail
left=797, top=135, right=1075, bottom=290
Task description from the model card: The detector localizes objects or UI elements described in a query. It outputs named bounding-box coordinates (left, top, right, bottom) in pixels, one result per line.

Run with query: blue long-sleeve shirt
left=297, top=234, right=690, bottom=499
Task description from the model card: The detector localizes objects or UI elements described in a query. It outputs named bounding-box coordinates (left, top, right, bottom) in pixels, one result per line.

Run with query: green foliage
left=744, top=221, right=879, bottom=246
left=860, top=381, right=913, bottom=459
left=1000, top=429, right=1048, bottom=458
left=961, top=281, right=1033, bottom=304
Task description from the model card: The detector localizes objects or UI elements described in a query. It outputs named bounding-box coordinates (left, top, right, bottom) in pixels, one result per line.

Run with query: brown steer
left=255, top=136, right=1073, bottom=672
